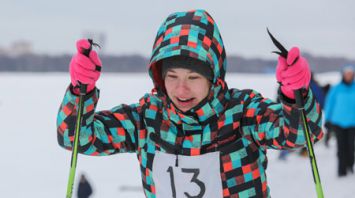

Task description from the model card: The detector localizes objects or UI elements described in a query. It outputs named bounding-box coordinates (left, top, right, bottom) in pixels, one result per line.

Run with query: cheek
left=193, top=81, right=210, bottom=98
left=203, top=84, right=210, bottom=97
left=164, top=80, right=174, bottom=97
left=164, top=82, right=171, bottom=93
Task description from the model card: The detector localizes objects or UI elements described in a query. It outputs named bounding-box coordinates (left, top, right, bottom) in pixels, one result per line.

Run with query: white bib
left=152, top=151, right=223, bottom=198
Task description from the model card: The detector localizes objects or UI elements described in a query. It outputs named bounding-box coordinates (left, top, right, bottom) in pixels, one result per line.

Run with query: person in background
left=77, top=173, right=93, bottom=198
left=57, top=9, right=323, bottom=197
left=309, top=73, right=327, bottom=109
left=324, top=65, right=355, bottom=177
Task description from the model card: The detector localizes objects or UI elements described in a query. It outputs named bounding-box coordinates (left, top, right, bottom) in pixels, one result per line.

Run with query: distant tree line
left=0, top=53, right=354, bottom=73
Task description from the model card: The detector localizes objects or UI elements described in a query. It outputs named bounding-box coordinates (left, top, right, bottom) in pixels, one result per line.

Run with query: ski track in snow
left=0, top=72, right=353, bottom=198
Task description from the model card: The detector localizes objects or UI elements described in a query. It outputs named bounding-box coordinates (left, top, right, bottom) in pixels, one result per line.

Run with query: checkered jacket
left=57, top=9, right=323, bottom=198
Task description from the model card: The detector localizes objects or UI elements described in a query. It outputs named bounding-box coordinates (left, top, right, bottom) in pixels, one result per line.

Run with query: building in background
left=0, top=40, right=33, bottom=57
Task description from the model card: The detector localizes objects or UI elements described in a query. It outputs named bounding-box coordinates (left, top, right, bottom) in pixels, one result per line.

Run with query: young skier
left=57, top=9, right=323, bottom=198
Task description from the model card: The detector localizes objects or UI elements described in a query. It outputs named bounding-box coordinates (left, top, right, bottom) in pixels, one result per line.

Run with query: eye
left=189, top=76, right=199, bottom=80
left=188, top=75, right=201, bottom=80
left=166, top=74, right=178, bottom=79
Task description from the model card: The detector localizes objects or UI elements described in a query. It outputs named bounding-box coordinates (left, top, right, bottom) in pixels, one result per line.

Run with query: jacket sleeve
left=57, top=85, right=144, bottom=156
left=241, top=89, right=324, bottom=150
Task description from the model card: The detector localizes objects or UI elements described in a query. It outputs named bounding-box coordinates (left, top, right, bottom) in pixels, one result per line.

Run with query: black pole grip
left=78, top=82, right=87, bottom=96
left=294, top=89, right=306, bottom=108
left=82, top=39, right=93, bottom=57
left=77, top=39, right=95, bottom=95
left=81, top=39, right=101, bottom=72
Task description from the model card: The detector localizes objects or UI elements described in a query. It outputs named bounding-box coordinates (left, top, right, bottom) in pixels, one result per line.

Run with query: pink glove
left=69, top=39, right=102, bottom=94
left=276, top=47, right=311, bottom=99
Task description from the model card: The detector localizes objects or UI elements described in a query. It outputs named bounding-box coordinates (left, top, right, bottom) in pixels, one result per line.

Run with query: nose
left=175, top=79, right=190, bottom=95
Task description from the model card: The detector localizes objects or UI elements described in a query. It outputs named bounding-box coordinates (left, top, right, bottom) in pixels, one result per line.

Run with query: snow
left=0, top=72, right=353, bottom=198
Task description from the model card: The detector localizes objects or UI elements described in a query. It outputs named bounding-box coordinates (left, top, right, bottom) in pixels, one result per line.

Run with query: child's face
left=164, top=68, right=211, bottom=112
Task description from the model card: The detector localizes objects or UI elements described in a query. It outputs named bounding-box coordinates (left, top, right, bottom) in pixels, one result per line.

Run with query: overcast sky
left=1, top=0, right=354, bottom=59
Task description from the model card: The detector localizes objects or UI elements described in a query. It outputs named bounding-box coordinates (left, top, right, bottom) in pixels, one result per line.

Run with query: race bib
left=152, top=151, right=223, bottom=198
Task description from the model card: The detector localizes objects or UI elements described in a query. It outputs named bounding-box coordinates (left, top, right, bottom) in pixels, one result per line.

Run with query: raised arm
left=56, top=39, right=143, bottom=156
left=242, top=47, right=323, bottom=149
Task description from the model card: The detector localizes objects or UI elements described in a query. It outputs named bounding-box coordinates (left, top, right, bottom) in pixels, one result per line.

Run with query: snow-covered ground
left=0, top=72, right=353, bottom=198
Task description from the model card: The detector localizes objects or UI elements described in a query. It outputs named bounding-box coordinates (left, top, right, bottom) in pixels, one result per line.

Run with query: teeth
left=178, top=98, right=192, bottom=102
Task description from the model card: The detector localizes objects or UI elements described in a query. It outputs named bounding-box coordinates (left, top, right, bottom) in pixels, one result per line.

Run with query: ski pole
left=267, top=29, right=324, bottom=198
left=65, top=81, right=87, bottom=198
left=65, top=39, right=99, bottom=198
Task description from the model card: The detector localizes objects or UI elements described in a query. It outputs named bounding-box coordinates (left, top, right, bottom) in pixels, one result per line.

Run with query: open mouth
left=177, top=97, right=194, bottom=103
left=174, top=97, right=196, bottom=111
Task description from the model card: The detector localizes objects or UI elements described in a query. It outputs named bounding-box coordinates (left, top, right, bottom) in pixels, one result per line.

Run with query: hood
left=148, top=9, right=227, bottom=91
left=341, top=65, right=355, bottom=85
left=341, top=65, right=354, bottom=74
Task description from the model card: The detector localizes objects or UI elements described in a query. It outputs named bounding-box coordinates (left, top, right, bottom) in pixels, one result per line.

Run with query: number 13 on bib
left=152, top=151, right=223, bottom=198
